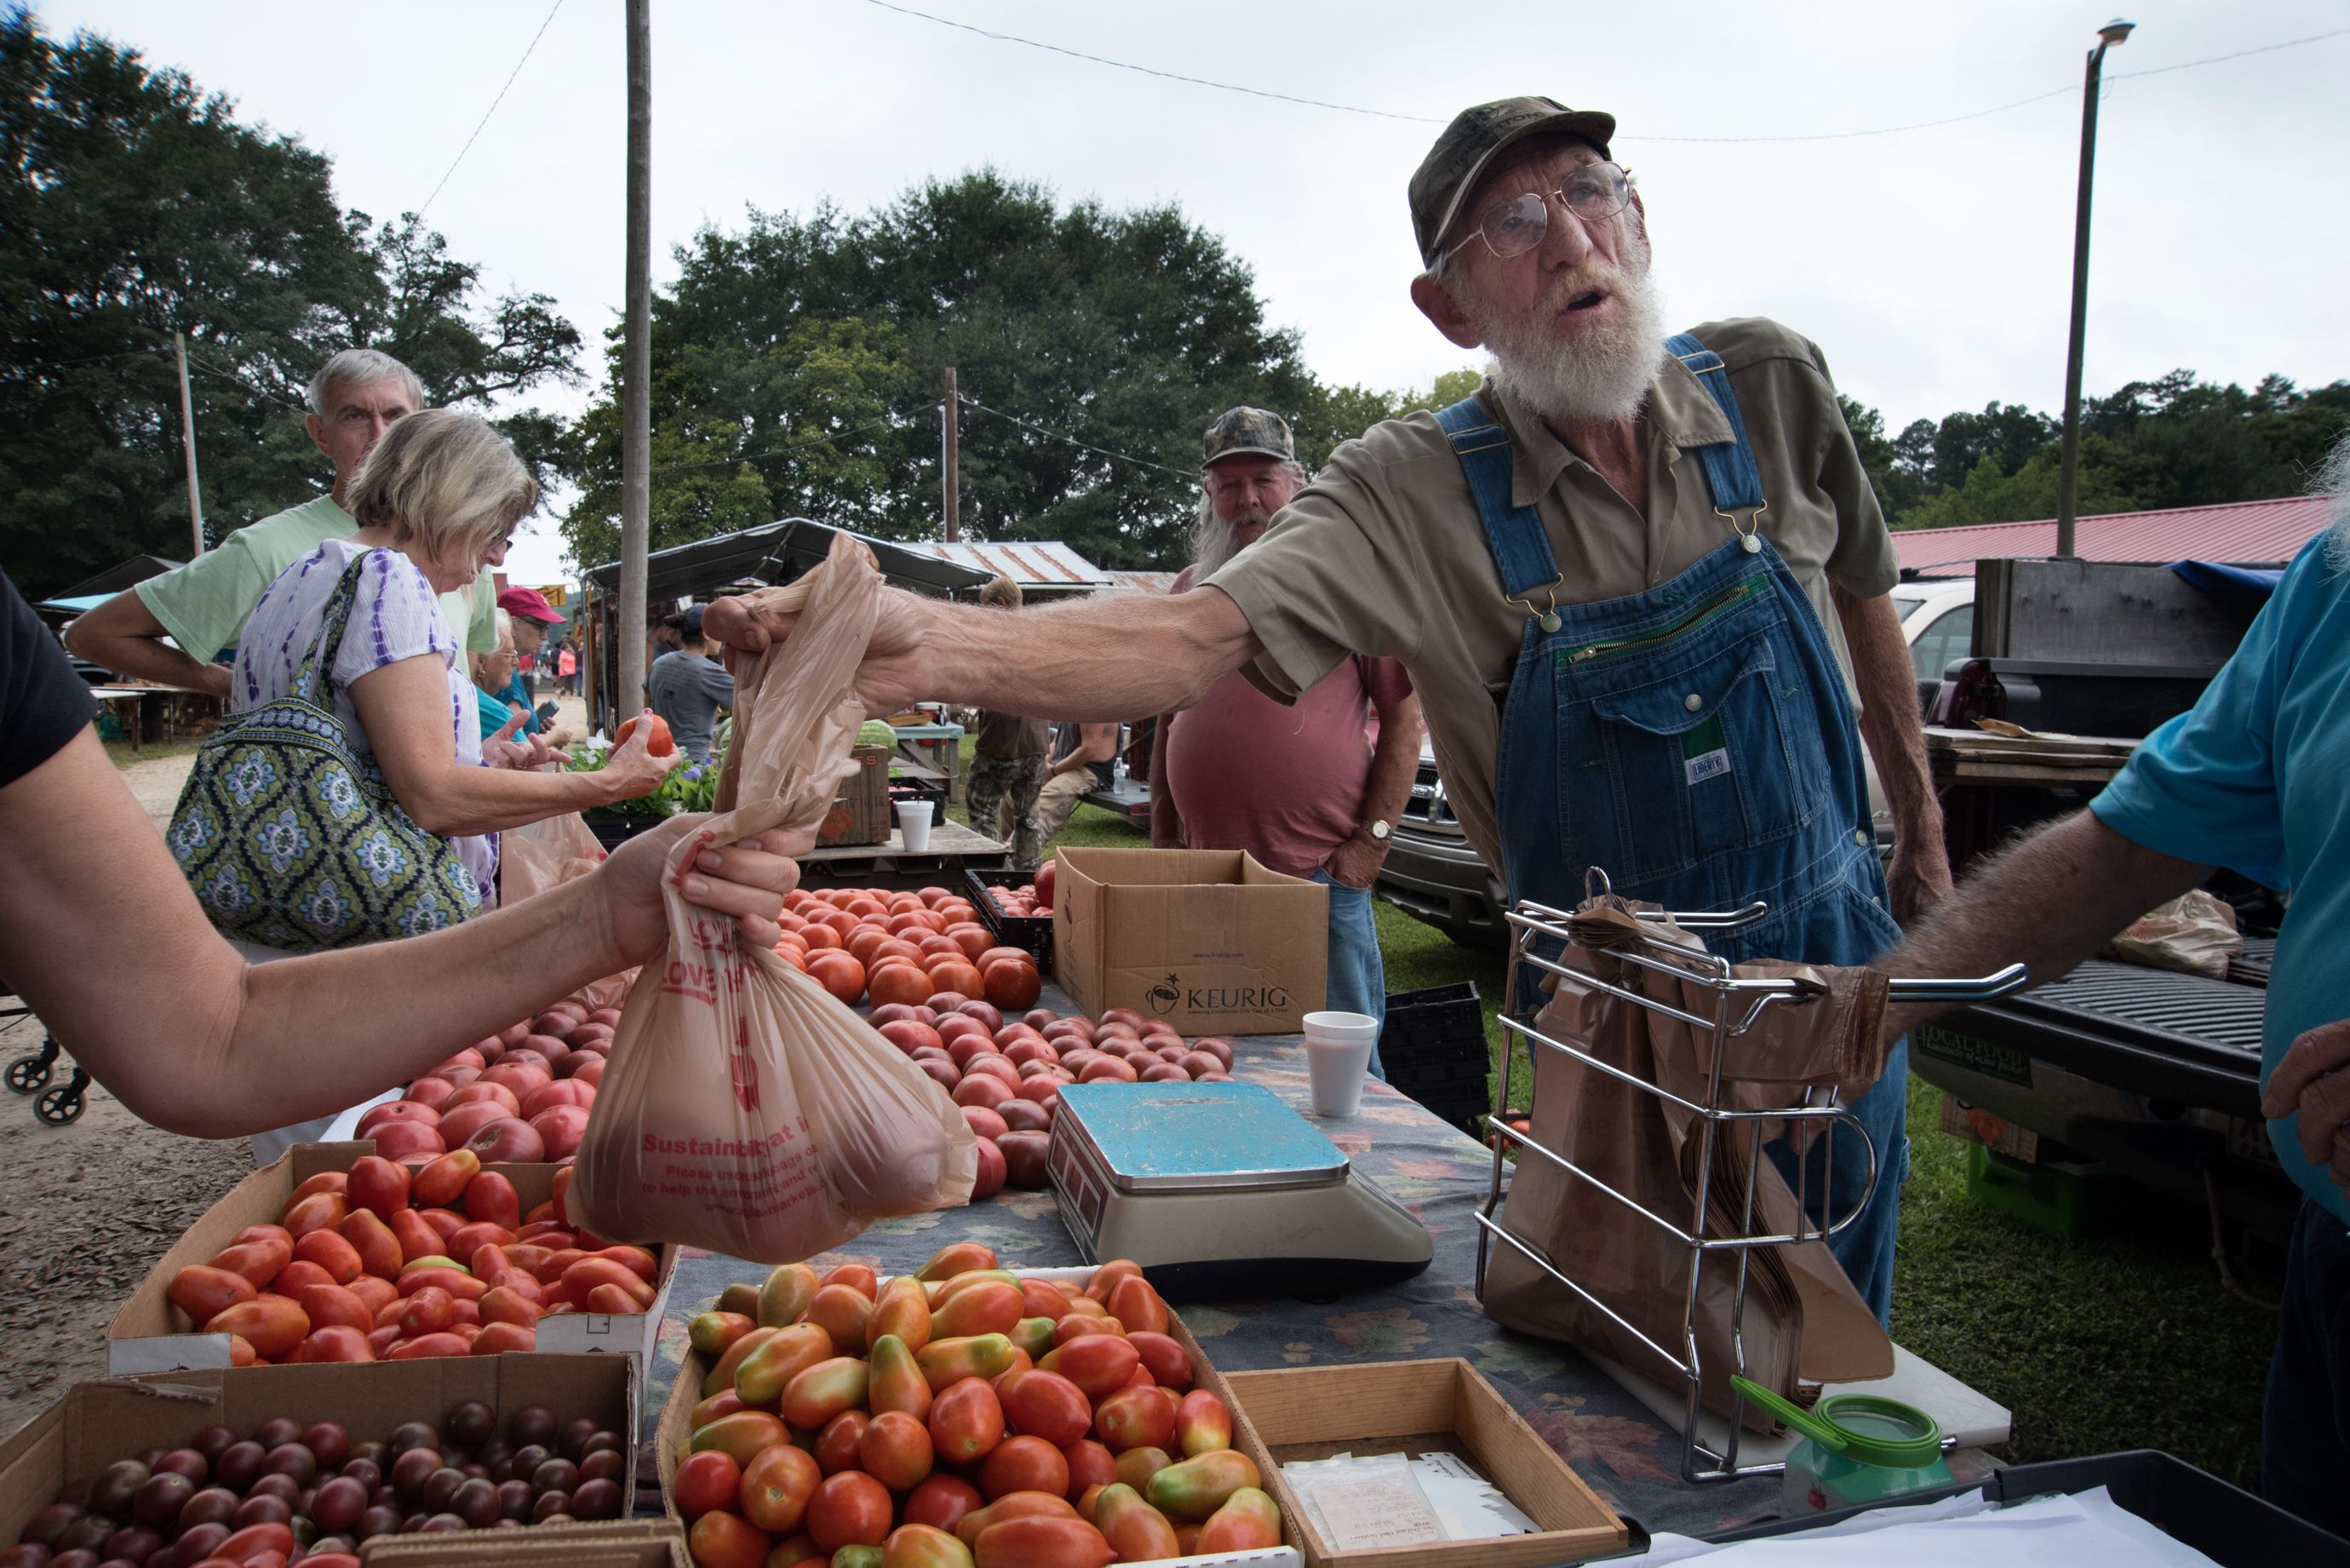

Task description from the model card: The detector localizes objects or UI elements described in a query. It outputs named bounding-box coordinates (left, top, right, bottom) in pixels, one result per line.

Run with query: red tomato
left=738, top=1442, right=821, bottom=1535
left=673, top=1450, right=744, bottom=1519
left=806, top=1470, right=893, bottom=1552
left=616, top=711, right=676, bottom=757
left=686, top=1508, right=771, bottom=1568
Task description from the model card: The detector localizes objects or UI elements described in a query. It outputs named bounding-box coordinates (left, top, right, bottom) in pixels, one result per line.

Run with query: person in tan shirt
left=706, top=95, right=1946, bottom=1324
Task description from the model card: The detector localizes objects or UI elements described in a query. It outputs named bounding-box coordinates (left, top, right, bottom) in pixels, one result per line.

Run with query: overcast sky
left=42, top=0, right=2350, bottom=587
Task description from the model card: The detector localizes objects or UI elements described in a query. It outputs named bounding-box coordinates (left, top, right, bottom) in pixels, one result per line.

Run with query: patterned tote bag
left=167, top=558, right=484, bottom=951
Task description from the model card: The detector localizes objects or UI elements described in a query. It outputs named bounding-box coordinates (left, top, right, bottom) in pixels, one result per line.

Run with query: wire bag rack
left=1473, top=873, right=2026, bottom=1482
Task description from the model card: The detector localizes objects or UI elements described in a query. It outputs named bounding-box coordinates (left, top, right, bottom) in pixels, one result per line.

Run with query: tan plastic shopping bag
left=569, top=533, right=977, bottom=1260
left=500, top=810, right=607, bottom=905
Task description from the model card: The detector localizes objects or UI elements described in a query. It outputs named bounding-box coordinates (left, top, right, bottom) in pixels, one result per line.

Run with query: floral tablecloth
left=648, top=1005, right=1925, bottom=1546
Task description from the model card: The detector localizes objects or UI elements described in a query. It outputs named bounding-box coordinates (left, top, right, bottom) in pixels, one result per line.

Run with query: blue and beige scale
left=1047, top=1081, right=1432, bottom=1302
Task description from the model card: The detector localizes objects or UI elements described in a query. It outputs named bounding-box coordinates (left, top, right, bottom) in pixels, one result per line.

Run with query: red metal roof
left=1893, top=495, right=2336, bottom=579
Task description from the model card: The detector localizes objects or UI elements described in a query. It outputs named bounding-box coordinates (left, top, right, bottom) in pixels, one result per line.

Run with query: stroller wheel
left=5, top=1055, right=51, bottom=1094
left=35, top=1083, right=84, bottom=1124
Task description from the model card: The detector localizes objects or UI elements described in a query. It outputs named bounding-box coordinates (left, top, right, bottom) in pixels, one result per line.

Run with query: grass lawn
left=966, top=752, right=2275, bottom=1483
left=100, top=735, right=207, bottom=769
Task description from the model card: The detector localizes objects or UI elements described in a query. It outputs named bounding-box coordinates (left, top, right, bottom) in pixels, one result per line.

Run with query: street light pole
left=2055, top=18, right=2134, bottom=558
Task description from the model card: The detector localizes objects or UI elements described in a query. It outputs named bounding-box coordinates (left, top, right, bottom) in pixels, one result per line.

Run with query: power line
left=956, top=394, right=1191, bottom=478
left=416, top=0, right=567, bottom=217
left=860, top=0, right=1437, bottom=123
left=862, top=3, right=2350, bottom=145
left=651, top=411, right=916, bottom=476
left=180, top=351, right=310, bottom=412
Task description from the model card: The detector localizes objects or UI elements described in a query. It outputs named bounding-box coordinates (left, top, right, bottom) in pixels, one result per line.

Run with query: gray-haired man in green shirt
left=66, top=349, right=496, bottom=693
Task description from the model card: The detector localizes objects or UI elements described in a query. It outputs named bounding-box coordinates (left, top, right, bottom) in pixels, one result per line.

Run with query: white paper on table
left=1626, top=1486, right=2222, bottom=1568
left=1310, top=1471, right=1447, bottom=1552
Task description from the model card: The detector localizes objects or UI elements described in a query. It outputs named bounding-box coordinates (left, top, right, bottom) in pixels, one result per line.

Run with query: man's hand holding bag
left=569, top=535, right=977, bottom=1261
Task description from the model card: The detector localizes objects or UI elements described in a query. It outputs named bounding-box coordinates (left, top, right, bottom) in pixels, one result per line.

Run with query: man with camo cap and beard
left=1149, top=407, right=1421, bottom=1067
left=702, top=95, right=1946, bottom=1321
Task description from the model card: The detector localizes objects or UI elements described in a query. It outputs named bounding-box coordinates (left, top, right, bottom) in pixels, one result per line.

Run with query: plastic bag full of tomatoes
left=569, top=534, right=977, bottom=1261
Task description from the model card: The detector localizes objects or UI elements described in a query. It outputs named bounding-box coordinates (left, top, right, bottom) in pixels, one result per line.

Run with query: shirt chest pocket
left=1585, top=633, right=1828, bottom=871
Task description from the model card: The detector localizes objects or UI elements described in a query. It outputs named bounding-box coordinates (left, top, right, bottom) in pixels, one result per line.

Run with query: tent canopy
left=584, top=518, right=989, bottom=604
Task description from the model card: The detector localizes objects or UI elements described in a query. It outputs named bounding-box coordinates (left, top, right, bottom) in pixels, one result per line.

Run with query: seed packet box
left=1053, top=848, right=1326, bottom=1036
left=106, top=1142, right=677, bottom=1374
left=656, top=1267, right=1304, bottom=1568
left=0, top=1354, right=638, bottom=1554
left=1223, top=1359, right=1625, bottom=1568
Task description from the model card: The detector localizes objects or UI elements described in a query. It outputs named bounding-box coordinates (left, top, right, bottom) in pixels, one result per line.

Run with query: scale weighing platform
left=1048, top=1080, right=1433, bottom=1302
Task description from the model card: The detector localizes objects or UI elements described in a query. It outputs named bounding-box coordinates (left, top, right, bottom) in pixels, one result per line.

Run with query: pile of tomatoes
left=163, top=1153, right=656, bottom=1365
left=775, top=886, right=1045, bottom=1016
left=672, top=1245, right=1281, bottom=1568
left=341, top=996, right=618, bottom=1167
left=867, top=1003, right=1235, bottom=1200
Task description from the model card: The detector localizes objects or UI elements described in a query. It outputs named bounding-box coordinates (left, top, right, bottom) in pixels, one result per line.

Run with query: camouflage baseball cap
left=1202, top=406, right=1294, bottom=467
left=1409, top=95, right=1617, bottom=266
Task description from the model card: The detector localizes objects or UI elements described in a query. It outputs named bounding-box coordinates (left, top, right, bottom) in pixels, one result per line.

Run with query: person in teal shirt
left=471, top=612, right=527, bottom=744
left=1874, top=443, right=2350, bottom=1535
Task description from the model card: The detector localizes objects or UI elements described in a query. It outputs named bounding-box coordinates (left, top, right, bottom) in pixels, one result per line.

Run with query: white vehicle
left=1866, top=577, right=1975, bottom=838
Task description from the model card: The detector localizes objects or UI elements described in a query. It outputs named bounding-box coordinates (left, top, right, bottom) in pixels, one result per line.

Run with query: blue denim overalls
left=1437, top=333, right=1909, bottom=1321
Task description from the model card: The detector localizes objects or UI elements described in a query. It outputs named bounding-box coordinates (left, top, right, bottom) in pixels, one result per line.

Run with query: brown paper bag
left=568, top=535, right=977, bottom=1261
left=1483, top=894, right=1893, bottom=1432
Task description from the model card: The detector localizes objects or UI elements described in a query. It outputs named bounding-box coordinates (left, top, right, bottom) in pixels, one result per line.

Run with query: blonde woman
left=229, top=410, right=670, bottom=930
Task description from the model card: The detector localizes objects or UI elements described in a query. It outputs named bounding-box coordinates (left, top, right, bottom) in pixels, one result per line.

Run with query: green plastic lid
left=1729, top=1376, right=1946, bottom=1468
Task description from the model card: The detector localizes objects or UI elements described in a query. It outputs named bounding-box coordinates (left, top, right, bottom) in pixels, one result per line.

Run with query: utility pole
left=618, top=0, right=652, bottom=724
left=942, top=365, right=960, bottom=541
left=2055, top=18, right=2135, bottom=558
left=173, top=332, right=205, bottom=557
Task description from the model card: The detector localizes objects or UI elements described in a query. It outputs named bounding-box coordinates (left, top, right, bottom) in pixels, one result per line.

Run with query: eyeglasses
left=1446, top=161, right=1636, bottom=264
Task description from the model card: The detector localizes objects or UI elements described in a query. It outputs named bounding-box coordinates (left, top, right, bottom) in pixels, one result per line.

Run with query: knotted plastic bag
left=569, top=534, right=977, bottom=1260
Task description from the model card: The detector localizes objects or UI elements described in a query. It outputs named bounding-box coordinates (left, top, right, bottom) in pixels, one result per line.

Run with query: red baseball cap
left=497, top=587, right=566, bottom=624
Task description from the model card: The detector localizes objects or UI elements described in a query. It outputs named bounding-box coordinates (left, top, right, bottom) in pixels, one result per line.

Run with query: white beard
left=1191, top=496, right=1270, bottom=578
left=2321, top=431, right=2350, bottom=573
left=1464, top=232, right=1668, bottom=425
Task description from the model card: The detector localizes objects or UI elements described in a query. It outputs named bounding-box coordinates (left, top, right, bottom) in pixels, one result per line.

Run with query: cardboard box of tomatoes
left=0, top=1353, right=637, bottom=1565
left=654, top=1245, right=1304, bottom=1568
left=107, top=1142, right=677, bottom=1375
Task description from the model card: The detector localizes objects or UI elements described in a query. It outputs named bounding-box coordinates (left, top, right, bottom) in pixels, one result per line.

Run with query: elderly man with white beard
left=704, top=95, right=1946, bottom=1320
left=1149, top=407, right=1422, bottom=1069
left=1868, top=432, right=2350, bottom=1532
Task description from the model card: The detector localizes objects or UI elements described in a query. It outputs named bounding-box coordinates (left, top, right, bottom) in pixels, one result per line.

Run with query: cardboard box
left=107, top=1142, right=676, bottom=1374
left=817, top=744, right=891, bottom=847
left=0, top=1356, right=637, bottom=1557
left=361, top=1520, right=689, bottom=1565
left=1053, top=849, right=1326, bottom=1035
left=1225, top=1360, right=1625, bottom=1568
left=656, top=1267, right=1303, bottom=1568
left=1936, top=1088, right=2041, bottom=1161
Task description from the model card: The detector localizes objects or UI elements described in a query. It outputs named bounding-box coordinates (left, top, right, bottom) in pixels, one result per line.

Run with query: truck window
left=1910, top=606, right=1973, bottom=683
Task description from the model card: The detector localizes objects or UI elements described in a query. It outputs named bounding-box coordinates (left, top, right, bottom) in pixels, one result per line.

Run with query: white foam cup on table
left=1303, top=1010, right=1380, bottom=1117
left=898, top=798, right=934, bottom=851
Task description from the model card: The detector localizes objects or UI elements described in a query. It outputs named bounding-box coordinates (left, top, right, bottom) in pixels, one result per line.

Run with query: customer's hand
left=598, top=721, right=679, bottom=803
left=484, top=711, right=567, bottom=770
left=597, top=817, right=809, bottom=959
left=2263, top=1018, right=2350, bottom=1193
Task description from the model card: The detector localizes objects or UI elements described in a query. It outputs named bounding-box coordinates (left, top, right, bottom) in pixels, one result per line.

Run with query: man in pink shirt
left=1150, top=409, right=1423, bottom=1073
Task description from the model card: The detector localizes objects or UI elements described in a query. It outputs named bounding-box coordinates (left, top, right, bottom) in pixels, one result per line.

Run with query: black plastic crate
left=1700, top=1449, right=2348, bottom=1565
left=1379, top=981, right=1493, bottom=1136
left=966, top=867, right=1054, bottom=976
left=888, top=774, right=948, bottom=810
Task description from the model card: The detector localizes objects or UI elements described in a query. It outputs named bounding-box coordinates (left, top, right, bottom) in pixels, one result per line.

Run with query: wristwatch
left=1361, top=818, right=1392, bottom=843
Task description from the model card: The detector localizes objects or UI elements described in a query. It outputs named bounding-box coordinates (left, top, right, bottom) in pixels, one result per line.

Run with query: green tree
left=0, top=14, right=580, bottom=596
left=562, top=171, right=1325, bottom=571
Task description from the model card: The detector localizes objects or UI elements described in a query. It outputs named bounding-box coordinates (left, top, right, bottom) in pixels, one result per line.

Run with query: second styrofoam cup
left=898, top=799, right=934, bottom=851
left=1303, top=1010, right=1379, bottom=1117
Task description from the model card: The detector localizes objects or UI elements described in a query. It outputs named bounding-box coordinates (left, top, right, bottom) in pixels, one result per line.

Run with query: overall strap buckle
left=1665, top=332, right=1768, bottom=544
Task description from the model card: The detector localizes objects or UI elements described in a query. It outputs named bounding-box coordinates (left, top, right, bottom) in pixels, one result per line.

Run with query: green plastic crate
left=1963, top=1143, right=2129, bottom=1240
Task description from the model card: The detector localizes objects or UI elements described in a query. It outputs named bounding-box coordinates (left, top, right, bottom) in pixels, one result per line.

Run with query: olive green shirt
left=1206, top=317, right=1900, bottom=876
left=135, top=495, right=496, bottom=663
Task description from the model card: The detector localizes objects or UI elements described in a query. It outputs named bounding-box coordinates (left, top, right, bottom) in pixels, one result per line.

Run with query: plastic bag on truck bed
left=569, top=534, right=977, bottom=1261
left=2101, top=889, right=2242, bottom=981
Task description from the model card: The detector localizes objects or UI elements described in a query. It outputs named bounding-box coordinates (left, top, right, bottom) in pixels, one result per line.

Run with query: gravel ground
left=0, top=747, right=252, bottom=1440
